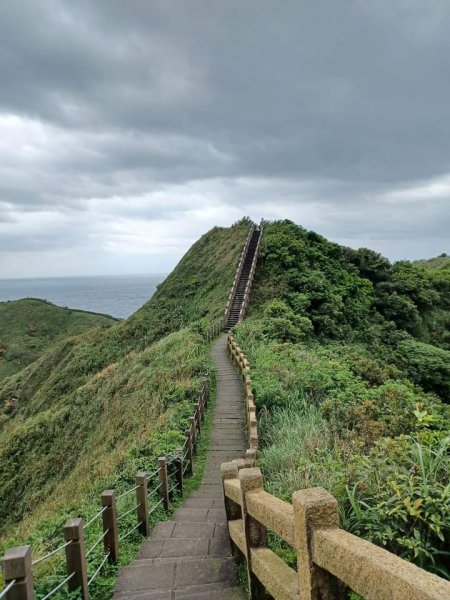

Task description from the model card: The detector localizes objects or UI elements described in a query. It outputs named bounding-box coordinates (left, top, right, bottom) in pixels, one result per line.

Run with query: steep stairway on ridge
left=225, top=226, right=261, bottom=329
left=113, top=335, right=246, bottom=599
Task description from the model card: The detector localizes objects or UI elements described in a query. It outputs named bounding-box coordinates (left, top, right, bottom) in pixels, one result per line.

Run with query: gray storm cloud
left=0, top=0, right=449, bottom=277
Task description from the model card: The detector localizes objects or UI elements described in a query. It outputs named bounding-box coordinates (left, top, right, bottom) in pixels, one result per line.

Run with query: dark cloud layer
left=0, top=1, right=449, bottom=277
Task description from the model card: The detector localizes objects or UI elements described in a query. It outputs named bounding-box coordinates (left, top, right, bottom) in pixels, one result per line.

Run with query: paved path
left=113, top=335, right=247, bottom=599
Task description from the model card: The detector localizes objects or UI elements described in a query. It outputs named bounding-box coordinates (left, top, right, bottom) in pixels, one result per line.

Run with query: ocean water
left=0, top=274, right=166, bottom=319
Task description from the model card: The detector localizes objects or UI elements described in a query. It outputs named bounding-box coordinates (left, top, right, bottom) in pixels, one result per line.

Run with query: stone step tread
left=114, top=585, right=245, bottom=599
left=172, top=507, right=226, bottom=522
left=139, top=536, right=231, bottom=559
left=115, top=557, right=237, bottom=592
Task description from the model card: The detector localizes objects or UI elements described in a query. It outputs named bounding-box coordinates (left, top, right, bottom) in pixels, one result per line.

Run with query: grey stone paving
left=113, top=335, right=246, bottom=599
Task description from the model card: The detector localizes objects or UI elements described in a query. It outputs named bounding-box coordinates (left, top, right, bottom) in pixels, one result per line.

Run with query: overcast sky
left=1, top=1, right=449, bottom=278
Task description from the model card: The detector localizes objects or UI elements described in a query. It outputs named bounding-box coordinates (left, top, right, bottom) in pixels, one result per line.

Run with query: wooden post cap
left=3, top=545, right=31, bottom=580
left=64, top=518, right=83, bottom=541
left=101, top=490, right=115, bottom=506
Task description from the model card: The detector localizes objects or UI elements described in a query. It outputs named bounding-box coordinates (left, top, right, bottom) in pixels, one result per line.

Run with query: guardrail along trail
left=222, top=335, right=450, bottom=600
left=113, top=335, right=247, bottom=599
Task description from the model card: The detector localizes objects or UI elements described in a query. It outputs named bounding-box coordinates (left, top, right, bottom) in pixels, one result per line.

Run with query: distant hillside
left=0, top=221, right=249, bottom=541
left=417, top=254, right=450, bottom=271
left=0, top=298, right=117, bottom=383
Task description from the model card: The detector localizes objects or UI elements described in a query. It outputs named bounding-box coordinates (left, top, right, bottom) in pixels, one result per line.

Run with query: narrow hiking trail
left=113, top=335, right=246, bottom=599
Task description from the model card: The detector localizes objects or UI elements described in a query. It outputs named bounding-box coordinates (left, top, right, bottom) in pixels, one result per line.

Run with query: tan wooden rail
left=1, top=379, right=212, bottom=600
left=224, top=334, right=450, bottom=600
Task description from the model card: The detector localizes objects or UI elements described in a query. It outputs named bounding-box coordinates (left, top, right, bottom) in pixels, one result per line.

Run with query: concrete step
left=172, top=507, right=226, bottom=522
left=139, top=534, right=230, bottom=559
left=114, top=584, right=245, bottom=599
left=115, top=557, right=237, bottom=593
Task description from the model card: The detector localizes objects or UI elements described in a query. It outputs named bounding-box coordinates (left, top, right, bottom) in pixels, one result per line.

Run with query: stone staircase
left=113, top=336, right=247, bottom=599
left=225, top=227, right=261, bottom=329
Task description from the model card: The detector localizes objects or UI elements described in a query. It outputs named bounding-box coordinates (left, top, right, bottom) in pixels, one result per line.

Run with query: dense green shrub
left=236, top=231, right=450, bottom=578
left=237, top=320, right=450, bottom=576
left=262, top=300, right=313, bottom=342
left=343, top=433, right=450, bottom=578
left=394, top=339, right=450, bottom=399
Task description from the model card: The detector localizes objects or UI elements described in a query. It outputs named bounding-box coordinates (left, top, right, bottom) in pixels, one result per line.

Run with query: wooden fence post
left=204, top=381, right=209, bottom=409
left=195, top=402, right=201, bottom=432
left=239, top=468, right=269, bottom=599
left=189, top=416, right=196, bottom=449
left=175, top=449, right=184, bottom=494
left=292, top=487, right=342, bottom=600
left=64, top=518, right=89, bottom=599
left=2, top=545, right=33, bottom=600
left=184, top=429, right=194, bottom=475
left=158, top=457, right=170, bottom=510
left=101, top=490, right=119, bottom=563
left=136, top=472, right=149, bottom=536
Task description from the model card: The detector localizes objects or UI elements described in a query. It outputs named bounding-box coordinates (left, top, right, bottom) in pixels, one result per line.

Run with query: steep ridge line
left=112, top=335, right=247, bottom=599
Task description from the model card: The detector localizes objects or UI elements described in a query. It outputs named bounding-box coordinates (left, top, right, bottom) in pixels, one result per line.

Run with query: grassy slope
left=0, top=222, right=249, bottom=542
left=234, top=221, right=450, bottom=578
left=417, top=255, right=450, bottom=271
left=0, top=298, right=117, bottom=383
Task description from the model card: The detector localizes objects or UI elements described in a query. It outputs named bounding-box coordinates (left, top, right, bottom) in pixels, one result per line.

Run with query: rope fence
left=31, top=540, right=73, bottom=567
left=40, top=572, right=75, bottom=600
left=0, top=580, right=15, bottom=600
left=1, top=376, right=212, bottom=600
left=84, top=506, right=107, bottom=530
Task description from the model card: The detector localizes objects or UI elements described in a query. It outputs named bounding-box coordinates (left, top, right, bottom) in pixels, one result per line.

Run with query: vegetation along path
left=113, top=334, right=246, bottom=599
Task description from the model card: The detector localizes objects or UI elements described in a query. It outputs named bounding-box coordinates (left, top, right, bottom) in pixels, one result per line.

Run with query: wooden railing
left=224, top=223, right=256, bottom=324
left=223, top=334, right=450, bottom=600
left=203, top=318, right=224, bottom=342
left=1, top=380, right=211, bottom=600
left=237, top=223, right=263, bottom=325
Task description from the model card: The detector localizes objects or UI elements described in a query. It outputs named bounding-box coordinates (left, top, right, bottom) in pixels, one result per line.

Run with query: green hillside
left=1, top=218, right=448, bottom=593
left=0, top=221, right=249, bottom=546
left=234, top=220, right=450, bottom=578
left=417, top=254, right=450, bottom=271
left=0, top=298, right=117, bottom=383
